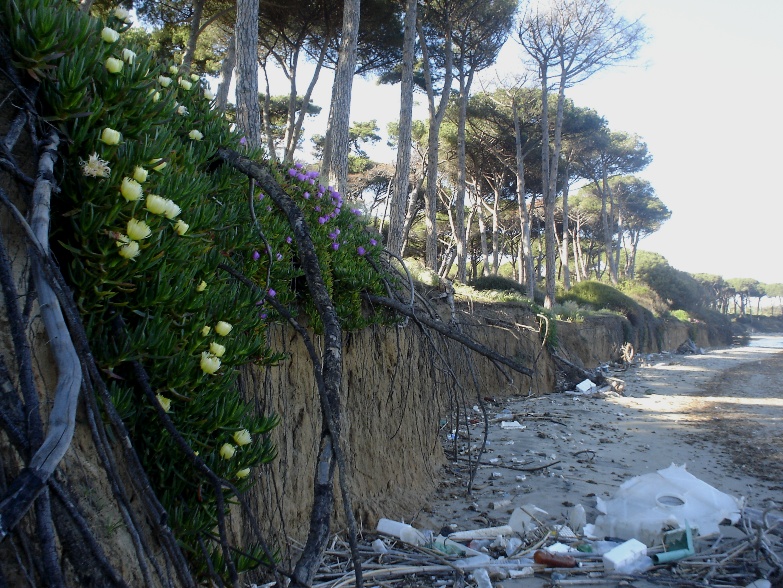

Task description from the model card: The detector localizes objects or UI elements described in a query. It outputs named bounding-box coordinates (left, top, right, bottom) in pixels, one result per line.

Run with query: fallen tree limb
left=363, top=294, right=534, bottom=378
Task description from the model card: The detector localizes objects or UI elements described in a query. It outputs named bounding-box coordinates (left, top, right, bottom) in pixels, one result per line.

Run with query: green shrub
left=470, top=275, right=527, bottom=296
left=560, top=281, right=652, bottom=327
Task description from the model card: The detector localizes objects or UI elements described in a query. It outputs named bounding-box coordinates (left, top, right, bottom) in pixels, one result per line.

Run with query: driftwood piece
left=0, top=132, right=82, bottom=542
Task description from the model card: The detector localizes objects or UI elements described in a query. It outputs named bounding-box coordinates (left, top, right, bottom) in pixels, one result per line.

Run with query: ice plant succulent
left=219, top=443, right=236, bottom=460
left=188, top=129, right=203, bottom=141
left=209, top=342, right=225, bottom=357
left=132, top=166, right=148, bottom=183
left=173, top=220, right=189, bottom=235
left=117, top=240, right=140, bottom=259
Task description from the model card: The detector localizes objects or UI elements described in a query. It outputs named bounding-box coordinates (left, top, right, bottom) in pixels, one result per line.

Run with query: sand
left=417, top=342, right=783, bottom=586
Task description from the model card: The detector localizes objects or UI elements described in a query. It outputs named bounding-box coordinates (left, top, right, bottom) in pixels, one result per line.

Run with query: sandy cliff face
left=229, top=301, right=725, bottom=575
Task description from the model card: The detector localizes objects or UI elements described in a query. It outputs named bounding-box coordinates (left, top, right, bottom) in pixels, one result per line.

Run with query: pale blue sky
left=260, top=0, right=783, bottom=285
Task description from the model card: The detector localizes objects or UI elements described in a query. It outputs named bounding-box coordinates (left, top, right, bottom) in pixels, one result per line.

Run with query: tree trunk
left=321, top=0, right=361, bottom=194
left=181, top=0, right=205, bottom=73
left=455, top=66, right=474, bottom=282
left=560, top=161, right=571, bottom=291
left=599, top=169, right=618, bottom=284
left=215, top=34, right=235, bottom=113
left=387, top=0, right=417, bottom=256
left=234, top=0, right=262, bottom=148
left=285, top=43, right=328, bottom=162
left=419, top=19, right=453, bottom=270
left=512, top=98, right=534, bottom=297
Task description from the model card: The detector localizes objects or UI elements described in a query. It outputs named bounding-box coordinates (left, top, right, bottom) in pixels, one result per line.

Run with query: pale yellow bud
left=178, top=78, right=192, bottom=91
left=132, top=166, right=148, bottom=183
left=173, top=219, right=189, bottom=235
left=101, top=27, right=120, bottom=43
left=233, top=429, right=251, bottom=446
left=156, top=394, right=171, bottom=412
left=188, top=129, right=203, bottom=141
left=200, top=325, right=210, bottom=335
left=158, top=75, right=172, bottom=87
left=122, top=48, right=136, bottom=64
left=120, top=177, right=142, bottom=202
left=145, top=194, right=167, bottom=215
left=127, top=218, right=151, bottom=240
left=215, top=321, right=232, bottom=336
left=197, top=281, right=208, bottom=293
left=163, top=200, right=181, bottom=219
left=209, top=342, right=225, bottom=357
left=105, top=57, right=123, bottom=74
left=118, top=240, right=140, bottom=259
left=219, top=443, right=235, bottom=460
left=100, top=127, right=121, bottom=145
left=200, top=351, right=221, bottom=374
left=236, top=468, right=250, bottom=479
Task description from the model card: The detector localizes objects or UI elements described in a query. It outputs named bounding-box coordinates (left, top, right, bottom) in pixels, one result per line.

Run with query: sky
left=257, top=0, right=783, bottom=286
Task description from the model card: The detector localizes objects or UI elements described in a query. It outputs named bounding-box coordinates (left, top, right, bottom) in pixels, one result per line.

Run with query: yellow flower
left=176, top=105, right=188, bottom=116
left=100, top=127, right=121, bottom=145
left=190, top=73, right=200, bottom=82
left=122, top=48, right=136, bottom=64
left=151, top=91, right=160, bottom=102
left=200, top=351, right=221, bottom=374
left=209, top=342, right=225, bottom=357
left=120, top=177, right=143, bottom=202
left=101, top=27, right=120, bottom=43
left=188, top=129, right=203, bottom=141
left=197, top=281, right=207, bottom=293
left=200, top=325, right=210, bottom=336
left=105, top=57, right=123, bottom=74
left=127, top=218, right=151, bottom=240
left=236, top=468, right=250, bottom=479
left=173, top=219, right=189, bottom=235
left=118, top=240, right=140, bottom=259
left=145, top=194, right=167, bottom=215
left=219, top=443, right=235, bottom=460
left=114, top=7, right=131, bottom=20
left=80, top=153, right=110, bottom=178
left=150, top=158, right=167, bottom=171
left=156, top=394, right=171, bottom=412
left=215, top=321, right=232, bottom=336
left=158, top=75, right=172, bottom=87
left=169, top=65, right=178, bottom=74
left=178, top=78, right=192, bottom=91
left=233, top=429, right=251, bottom=446
left=163, top=200, right=181, bottom=219
left=204, top=88, right=216, bottom=101
left=132, top=166, right=148, bottom=183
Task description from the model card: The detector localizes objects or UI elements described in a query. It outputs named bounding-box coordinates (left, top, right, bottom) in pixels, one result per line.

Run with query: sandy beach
left=416, top=340, right=783, bottom=586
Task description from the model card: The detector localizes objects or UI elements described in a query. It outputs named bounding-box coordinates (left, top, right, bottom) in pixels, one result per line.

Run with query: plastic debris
left=449, top=525, right=514, bottom=541
left=576, top=378, right=596, bottom=393
left=590, top=464, right=742, bottom=546
left=500, top=420, right=525, bottom=430
left=602, top=538, right=648, bottom=572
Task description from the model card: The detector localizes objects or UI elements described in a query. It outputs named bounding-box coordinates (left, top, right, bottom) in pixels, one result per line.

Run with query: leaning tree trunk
left=215, top=33, right=235, bottom=113
left=181, top=0, right=205, bottom=73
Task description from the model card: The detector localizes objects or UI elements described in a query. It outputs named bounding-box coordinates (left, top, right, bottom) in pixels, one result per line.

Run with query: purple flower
left=334, top=208, right=341, bottom=215
left=370, top=239, right=377, bottom=246
left=332, top=242, right=339, bottom=250
left=303, top=191, right=310, bottom=199
left=309, top=178, right=315, bottom=185
left=318, top=217, right=327, bottom=224
left=357, top=246, right=366, bottom=256
left=257, top=192, right=264, bottom=200
left=314, top=205, right=321, bottom=212
left=351, top=208, right=362, bottom=216
left=286, top=236, right=293, bottom=244
left=239, top=137, right=247, bottom=145
left=294, top=162, right=303, bottom=170
left=288, top=168, right=297, bottom=177
left=255, top=300, right=264, bottom=306
left=268, top=288, right=276, bottom=298
left=296, top=173, right=306, bottom=182
left=252, top=250, right=260, bottom=261
left=259, top=313, right=267, bottom=319
left=276, top=253, right=283, bottom=261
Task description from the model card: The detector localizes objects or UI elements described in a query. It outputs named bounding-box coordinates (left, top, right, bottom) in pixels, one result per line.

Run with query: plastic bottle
left=472, top=568, right=493, bottom=588
left=533, top=550, right=578, bottom=568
